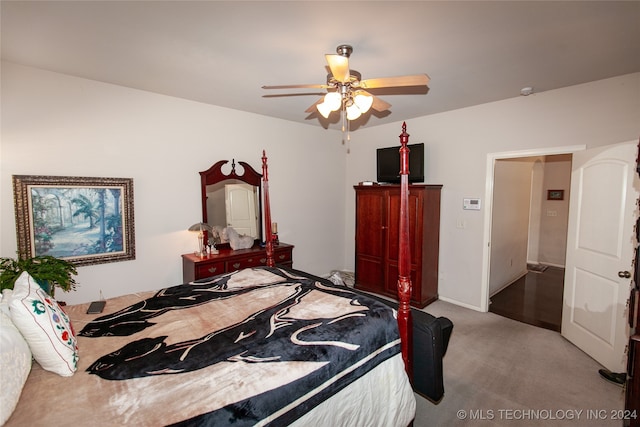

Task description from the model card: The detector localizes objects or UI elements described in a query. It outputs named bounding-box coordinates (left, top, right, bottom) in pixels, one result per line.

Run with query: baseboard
left=527, top=260, right=565, bottom=269
left=541, top=262, right=565, bottom=269
left=437, top=296, right=485, bottom=312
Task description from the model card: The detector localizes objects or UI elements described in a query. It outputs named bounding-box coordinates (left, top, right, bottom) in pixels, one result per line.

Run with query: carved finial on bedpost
left=262, top=150, right=275, bottom=267
left=397, top=122, right=413, bottom=379
left=399, top=122, right=410, bottom=176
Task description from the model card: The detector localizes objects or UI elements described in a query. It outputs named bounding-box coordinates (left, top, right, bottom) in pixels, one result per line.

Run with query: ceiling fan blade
left=356, top=90, right=391, bottom=111
left=370, top=94, right=392, bottom=112
left=325, top=54, right=350, bottom=83
left=262, top=84, right=329, bottom=89
left=360, top=74, right=430, bottom=89
left=263, top=92, right=326, bottom=98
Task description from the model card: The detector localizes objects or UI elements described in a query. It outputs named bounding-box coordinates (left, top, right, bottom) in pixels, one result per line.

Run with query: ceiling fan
left=262, top=44, right=430, bottom=126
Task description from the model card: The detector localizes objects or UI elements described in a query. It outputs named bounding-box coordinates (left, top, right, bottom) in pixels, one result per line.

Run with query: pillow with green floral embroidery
left=9, top=271, right=78, bottom=376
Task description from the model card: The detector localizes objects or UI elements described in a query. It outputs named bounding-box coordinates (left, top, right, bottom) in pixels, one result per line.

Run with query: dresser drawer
left=182, top=243, right=294, bottom=282
left=273, top=250, right=292, bottom=265
left=195, top=261, right=225, bottom=279
left=227, top=254, right=269, bottom=271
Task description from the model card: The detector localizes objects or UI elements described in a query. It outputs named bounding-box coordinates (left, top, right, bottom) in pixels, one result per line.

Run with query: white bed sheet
left=289, top=354, right=416, bottom=427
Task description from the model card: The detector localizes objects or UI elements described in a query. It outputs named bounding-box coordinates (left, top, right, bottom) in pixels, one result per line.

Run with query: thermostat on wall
left=463, top=198, right=481, bottom=210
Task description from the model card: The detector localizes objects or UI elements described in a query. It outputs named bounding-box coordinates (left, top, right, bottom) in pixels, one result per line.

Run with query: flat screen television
left=376, top=143, right=425, bottom=183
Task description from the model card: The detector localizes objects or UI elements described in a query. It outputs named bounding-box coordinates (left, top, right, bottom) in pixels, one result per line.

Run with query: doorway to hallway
left=487, top=153, right=571, bottom=331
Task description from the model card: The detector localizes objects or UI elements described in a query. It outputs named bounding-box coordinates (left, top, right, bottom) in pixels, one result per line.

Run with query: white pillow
left=0, top=289, right=11, bottom=316
left=0, top=297, right=32, bottom=425
left=9, top=271, right=78, bottom=376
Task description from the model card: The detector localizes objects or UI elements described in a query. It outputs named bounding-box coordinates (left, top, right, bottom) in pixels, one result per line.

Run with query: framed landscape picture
left=12, top=175, right=135, bottom=266
left=547, top=189, right=564, bottom=201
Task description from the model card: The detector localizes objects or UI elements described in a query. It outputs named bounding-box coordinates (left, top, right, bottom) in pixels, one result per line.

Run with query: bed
left=1, top=123, right=438, bottom=426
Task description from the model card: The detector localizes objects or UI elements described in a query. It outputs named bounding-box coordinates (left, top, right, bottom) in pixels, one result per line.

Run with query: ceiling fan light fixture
left=324, top=91, right=342, bottom=111
left=353, top=91, right=373, bottom=114
left=317, top=91, right=342, bottom=117
left=346, top=103, right=362, bottom=120
left=316, top=101, right=333, bottom=119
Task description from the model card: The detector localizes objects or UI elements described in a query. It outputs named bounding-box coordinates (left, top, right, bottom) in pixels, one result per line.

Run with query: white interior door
left=225, top=184, right=258, bottom=238
left=562, top=141, right=639, bottom=372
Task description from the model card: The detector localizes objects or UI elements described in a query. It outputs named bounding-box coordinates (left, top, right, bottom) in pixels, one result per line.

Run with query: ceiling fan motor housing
left=326, top=70, right=361, bottom=87
left=336, top=44, right=353, bottom=58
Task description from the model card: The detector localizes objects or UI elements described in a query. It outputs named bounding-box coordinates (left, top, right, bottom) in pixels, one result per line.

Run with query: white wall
left=527, top=158, right=545, bottom=264
left=344, top=73, right=640, bottom=310
left=538, top=155, right=572, bottom=266
left=0, top=62, right=346, bottom=304
left=489, top=158, right=533, bottom=296
left=522, top=155, right=572, bottom=267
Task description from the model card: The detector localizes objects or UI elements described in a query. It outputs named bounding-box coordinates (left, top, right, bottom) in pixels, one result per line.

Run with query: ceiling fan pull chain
left=346, top=113, right=352, bottom=154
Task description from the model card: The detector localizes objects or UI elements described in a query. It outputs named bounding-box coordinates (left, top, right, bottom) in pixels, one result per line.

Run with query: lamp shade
left=188, top=222, right=213, bottom=233
left=346, top=103, right=362, bottom=120
left=324, top=91, right=342, bottom=111
left=353, top=91, right=373, bottom=113
left=316, top=101, right=333, bottom=119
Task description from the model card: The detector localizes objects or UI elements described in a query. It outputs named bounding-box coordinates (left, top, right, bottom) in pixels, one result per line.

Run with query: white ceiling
left=2, top=1, right=639, bottom=130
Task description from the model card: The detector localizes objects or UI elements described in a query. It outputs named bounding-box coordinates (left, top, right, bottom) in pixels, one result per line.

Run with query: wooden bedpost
left=262, top=150, right=275, bottom=267
left=397, top=122, right=414, bottom=378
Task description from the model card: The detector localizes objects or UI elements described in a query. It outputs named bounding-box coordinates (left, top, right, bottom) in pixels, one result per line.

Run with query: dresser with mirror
left=182, top=158, right=293, bottom=282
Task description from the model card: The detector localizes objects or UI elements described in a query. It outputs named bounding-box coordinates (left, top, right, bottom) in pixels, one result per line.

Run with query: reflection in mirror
left=200, top=159, right=263, bottom=247
left=206, top=180, right=260, bottom=240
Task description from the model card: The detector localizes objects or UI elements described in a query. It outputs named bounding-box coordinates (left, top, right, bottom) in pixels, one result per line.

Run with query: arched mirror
left=200, top=159, right=262, bottom=247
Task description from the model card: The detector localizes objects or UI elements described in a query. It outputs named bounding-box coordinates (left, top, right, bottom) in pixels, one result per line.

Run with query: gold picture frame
left=12, top=175, right=135, bottom=267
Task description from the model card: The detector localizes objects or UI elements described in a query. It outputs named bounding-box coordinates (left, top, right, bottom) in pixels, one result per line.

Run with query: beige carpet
left=414, top=300, right=625, bottom=426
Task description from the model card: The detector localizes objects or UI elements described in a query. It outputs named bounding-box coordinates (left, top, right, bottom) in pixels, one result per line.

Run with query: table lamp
left=188, top=222, right=213, bottom=257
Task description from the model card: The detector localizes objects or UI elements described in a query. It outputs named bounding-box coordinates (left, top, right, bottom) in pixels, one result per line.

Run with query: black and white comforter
left=7, top=266, right=415, bottom=427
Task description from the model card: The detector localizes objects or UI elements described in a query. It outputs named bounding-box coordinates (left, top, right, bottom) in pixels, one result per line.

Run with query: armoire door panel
left=356, top=257, right=385, bottom=292
left=355, top=191, right=386, bottom=259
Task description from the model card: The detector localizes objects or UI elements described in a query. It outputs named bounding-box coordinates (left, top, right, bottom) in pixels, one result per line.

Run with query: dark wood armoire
left=354, top=184, right=442, bottom=308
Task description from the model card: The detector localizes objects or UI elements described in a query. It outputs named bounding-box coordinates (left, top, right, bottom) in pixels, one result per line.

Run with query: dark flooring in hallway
left=489, top=266, right=565, bottom=332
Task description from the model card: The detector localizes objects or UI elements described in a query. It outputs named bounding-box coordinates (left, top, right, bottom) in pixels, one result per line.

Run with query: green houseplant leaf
left=0, top=255, right=77, bottom=297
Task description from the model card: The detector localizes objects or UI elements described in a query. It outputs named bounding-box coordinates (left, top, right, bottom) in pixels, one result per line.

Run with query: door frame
left=479, top=144, right=586, bottom=312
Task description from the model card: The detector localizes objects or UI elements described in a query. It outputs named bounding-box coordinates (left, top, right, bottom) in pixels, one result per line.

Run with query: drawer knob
left=278, top=255, right=285, bottom=260
left=208, top=267, right=218, bottom=273
left=232, top=263, right=241, bottom=269
left=260, top=257, right=266, bottom=263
